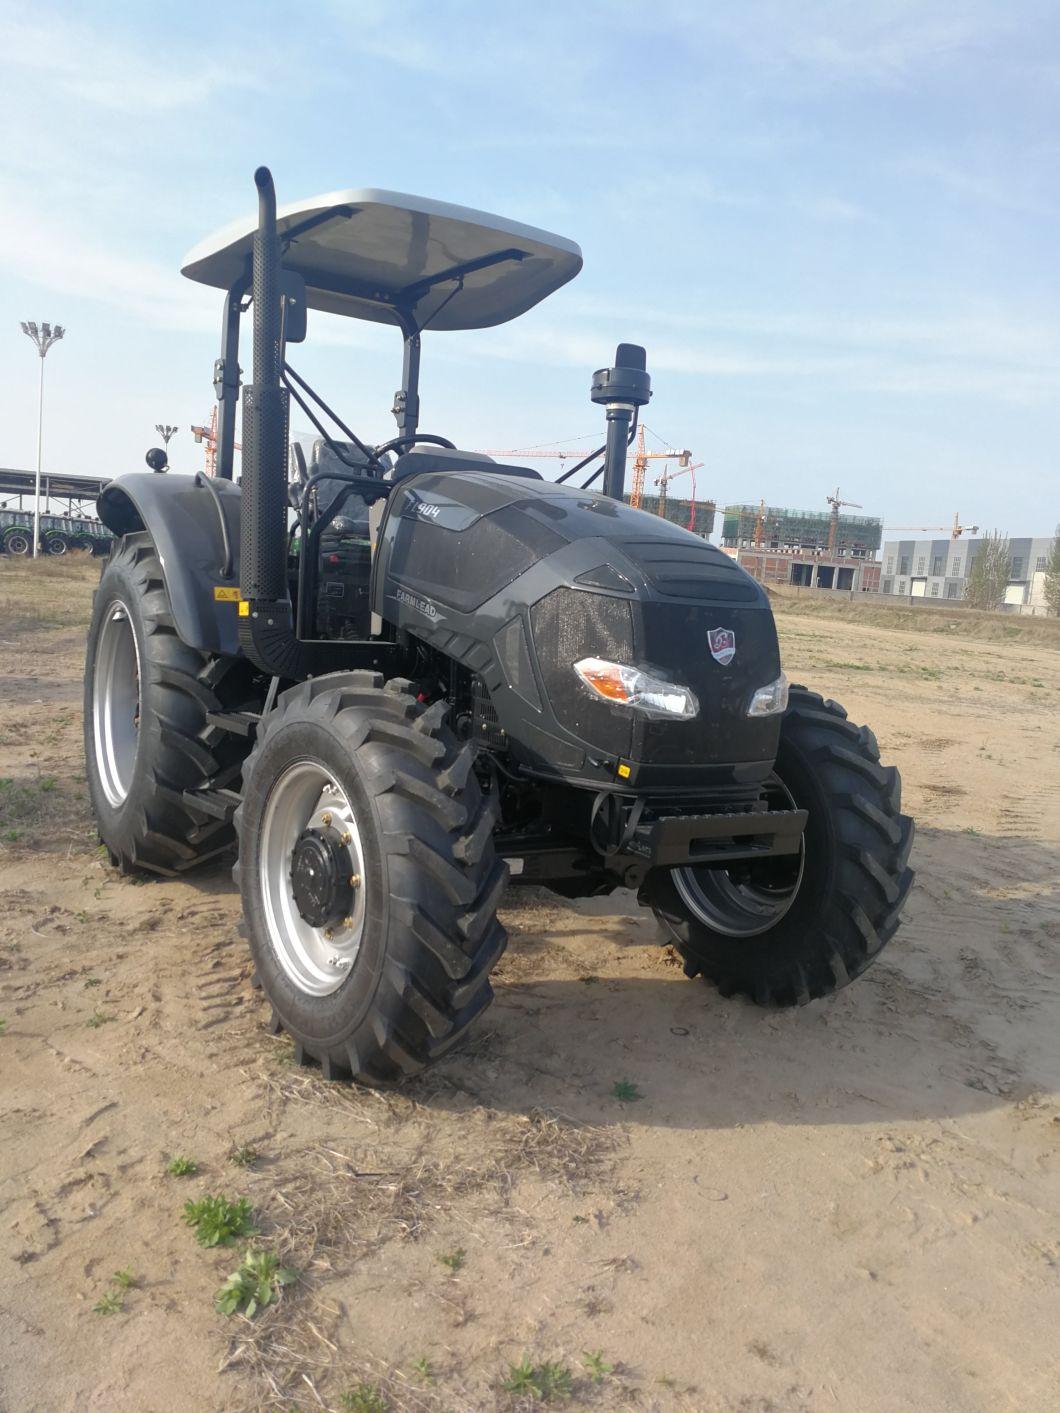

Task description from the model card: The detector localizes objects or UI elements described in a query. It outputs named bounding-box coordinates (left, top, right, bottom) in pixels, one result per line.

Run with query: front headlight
left=573, top=657, right=698, bottom=719
left=747, top=671, right=789, bottom=717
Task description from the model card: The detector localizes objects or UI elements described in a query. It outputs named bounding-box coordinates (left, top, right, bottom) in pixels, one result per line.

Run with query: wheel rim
left=671, top=776, right=806, bottom=938
left=47, top=537, right=67, bottom=555
left=6, top=533, right=29, bottom=555
left=258, top=761, right=368, bottom=997
left=92, top=600, right=142, bottom=807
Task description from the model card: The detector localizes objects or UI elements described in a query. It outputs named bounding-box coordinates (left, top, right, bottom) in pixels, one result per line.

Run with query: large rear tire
left=84, top=532, right=253, bottom=875
left=644, top=686, right=914, bottom=1005
left=235, top=673, right=508, bottom=1085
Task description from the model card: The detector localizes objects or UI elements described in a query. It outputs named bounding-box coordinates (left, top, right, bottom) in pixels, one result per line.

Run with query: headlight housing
left=573, top=657, right=698, bottom=719
left=747, top=671, right=789, bottom=718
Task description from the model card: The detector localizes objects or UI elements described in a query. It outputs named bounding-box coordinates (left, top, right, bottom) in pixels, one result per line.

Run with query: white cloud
left=0, top=10, right=261, bottom=113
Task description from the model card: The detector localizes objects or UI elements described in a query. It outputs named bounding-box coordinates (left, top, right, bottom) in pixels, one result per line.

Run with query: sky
left=1, top=0, right=1058, bottom=536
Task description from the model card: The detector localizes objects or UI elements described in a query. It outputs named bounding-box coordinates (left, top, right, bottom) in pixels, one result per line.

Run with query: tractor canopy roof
left=181, top=187, right=583, bottom=331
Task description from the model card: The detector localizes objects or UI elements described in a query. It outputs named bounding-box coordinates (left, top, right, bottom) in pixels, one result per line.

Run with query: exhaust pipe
left=237, top=167, right=308, bottom=677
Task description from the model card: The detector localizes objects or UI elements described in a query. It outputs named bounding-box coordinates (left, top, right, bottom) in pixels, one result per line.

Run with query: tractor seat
left=389, top=446, right=541, bottom=484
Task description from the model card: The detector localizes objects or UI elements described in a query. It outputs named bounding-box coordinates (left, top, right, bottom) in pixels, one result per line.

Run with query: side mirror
left=145, top=447, right=168, bottom=472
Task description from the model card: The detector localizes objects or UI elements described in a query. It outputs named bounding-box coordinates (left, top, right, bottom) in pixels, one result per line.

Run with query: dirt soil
left=1, top=556, right=1058, bottom=1413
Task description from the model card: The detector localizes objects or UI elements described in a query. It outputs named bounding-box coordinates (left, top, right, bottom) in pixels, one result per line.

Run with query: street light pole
left=155, top=424, right=178, bottom=455
left=20, top=321, right=66, bottom=559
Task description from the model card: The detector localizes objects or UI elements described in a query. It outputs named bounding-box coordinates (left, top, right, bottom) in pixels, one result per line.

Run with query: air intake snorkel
left=592, top=343, right=652, bottom=501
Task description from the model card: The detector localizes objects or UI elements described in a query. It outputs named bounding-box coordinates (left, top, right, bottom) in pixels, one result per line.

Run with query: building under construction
left=625, top=493, right=715, bottom=538
left=720, top=500, right=883, bottom=593
left=722, top=504, right=883, bottom=557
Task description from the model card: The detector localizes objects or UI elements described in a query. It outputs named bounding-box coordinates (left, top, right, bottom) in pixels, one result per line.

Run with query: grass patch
left=0, top=776, right=59, bottom=831
left=183, top=1194, right=256, bottom=1248
left=166, top=1155, right=198, bottom=1177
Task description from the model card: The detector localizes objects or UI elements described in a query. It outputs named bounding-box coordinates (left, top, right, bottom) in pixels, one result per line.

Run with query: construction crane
left=826, top=487, right=862, bottom=554
left=191, top=408, right=247, bottom=477
left=654, top=460, right=703, bottom=524
left=477, top=431, right=690, bottom=509
left=627, top=427, right=690, bottom=509
left=883, top=512, right=979, bottom=541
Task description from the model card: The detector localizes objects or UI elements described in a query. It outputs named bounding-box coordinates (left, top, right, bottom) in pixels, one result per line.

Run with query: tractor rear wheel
left=644, top=686, right=914, bottom=1005
left=44, top=533, right=69, bottom=556
left=235, top=673, right=508, bottom=1085
left=4, top=529, right=31, bottom=556
left=84, top=532, right=252, bottom=875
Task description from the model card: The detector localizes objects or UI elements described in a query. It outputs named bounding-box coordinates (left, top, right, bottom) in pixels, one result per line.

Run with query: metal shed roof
left=181, top=187, right=583, bottom=331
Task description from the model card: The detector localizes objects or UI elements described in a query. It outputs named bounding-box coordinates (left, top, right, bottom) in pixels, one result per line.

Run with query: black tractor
left=84, top=169, right=914, bottom=1084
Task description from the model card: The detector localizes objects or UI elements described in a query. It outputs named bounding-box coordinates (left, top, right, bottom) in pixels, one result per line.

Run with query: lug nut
left=340, top=831, right=351, bottom=845
left=342, top=915, right=353, bottom=929
left=349, top=873, right=361, bottom=888
left=323, top=927, right=333, bottom=941
left=322, top=811, right=332, bottom=827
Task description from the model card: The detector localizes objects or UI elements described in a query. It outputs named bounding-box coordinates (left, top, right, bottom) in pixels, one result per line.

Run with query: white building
left=878, top=535, right=1054, bottom=610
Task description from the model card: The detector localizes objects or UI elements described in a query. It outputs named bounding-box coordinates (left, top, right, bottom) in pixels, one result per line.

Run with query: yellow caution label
left=617, top=762, right=632, bottom=779
left=214, top=586, right=241, bottom=602
left=238, top=600, right=250, bottom=617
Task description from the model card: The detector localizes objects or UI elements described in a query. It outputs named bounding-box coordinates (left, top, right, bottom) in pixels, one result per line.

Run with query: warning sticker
left=214, top=586, right=241, bottom=602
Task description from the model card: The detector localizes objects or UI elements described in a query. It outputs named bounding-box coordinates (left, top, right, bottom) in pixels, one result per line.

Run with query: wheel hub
left=290, top=826, right=353, bottom=929
left=258, top=765, right=367, bottom=997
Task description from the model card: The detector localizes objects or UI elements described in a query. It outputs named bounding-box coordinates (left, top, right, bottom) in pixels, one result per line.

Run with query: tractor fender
left=97, top=472, right=244, bottom=658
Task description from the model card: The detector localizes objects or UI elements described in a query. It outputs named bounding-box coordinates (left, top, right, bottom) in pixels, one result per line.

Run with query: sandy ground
left=1, top=556, right=1058, bottom=1413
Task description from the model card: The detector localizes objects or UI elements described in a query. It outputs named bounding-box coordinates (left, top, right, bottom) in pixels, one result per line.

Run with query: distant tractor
left=83, top=168, right=914, bottom=1086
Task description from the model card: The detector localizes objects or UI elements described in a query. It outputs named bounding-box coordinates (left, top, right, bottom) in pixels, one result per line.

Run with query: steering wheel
left=373, top=433, right=456, bottom=459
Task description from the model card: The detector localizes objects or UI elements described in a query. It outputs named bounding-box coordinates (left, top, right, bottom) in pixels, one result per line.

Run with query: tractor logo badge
left=708, top=627, right=736, bottom=665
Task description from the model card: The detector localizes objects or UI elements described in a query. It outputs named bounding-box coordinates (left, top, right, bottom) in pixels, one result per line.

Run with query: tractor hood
left=373, top=470, right=782, bottom=797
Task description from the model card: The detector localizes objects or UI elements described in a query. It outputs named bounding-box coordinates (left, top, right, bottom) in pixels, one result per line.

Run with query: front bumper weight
left=624, top=808, right=808, bottom=869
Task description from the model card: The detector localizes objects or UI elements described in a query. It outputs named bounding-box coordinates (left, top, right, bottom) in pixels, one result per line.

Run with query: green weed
left=86, top=1010, right=114, bottom=1029
left=183, top=1194, right=255, bottom=1248
left=411, top=1357, right=434, bottom=1384
left=92, top=1290, right=124, bottom=1315
left=111, top=1268, right=136, bottom=1291
left=227, top=1143, right=260, bottom=1169
left=611, top=1079, right=643, bottom=1102
left=215, top=1248, right=298, bottom=1317
left=83, top=976, right=102, bottom=988
left=339, top=1385, right=389, bottom=1413
left=166, top=1155, right=198, bottom=1177
left=582, top=1350, right=613, bottom=1384
left=502, top=1357, right=573, bottom=1401
left=438, top=1247, right=466, bottom=1272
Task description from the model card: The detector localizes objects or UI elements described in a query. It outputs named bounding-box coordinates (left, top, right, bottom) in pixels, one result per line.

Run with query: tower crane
left=826, top=487, right=862, bottom=554
left=654, top=459, right=704, bottom=524
left=477, top=430, right=690, bottom=509
left=190, top=408, right=242, bottom=477
left=883, top=513, right=979, bottom=541
left=627, top=427, right=691, bottom=508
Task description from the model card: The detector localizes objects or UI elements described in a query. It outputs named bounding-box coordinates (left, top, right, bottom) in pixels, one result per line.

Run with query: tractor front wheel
left=235, top=673, right=508, bottom=1085
left=644, top=686, right=914, bottom=1005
